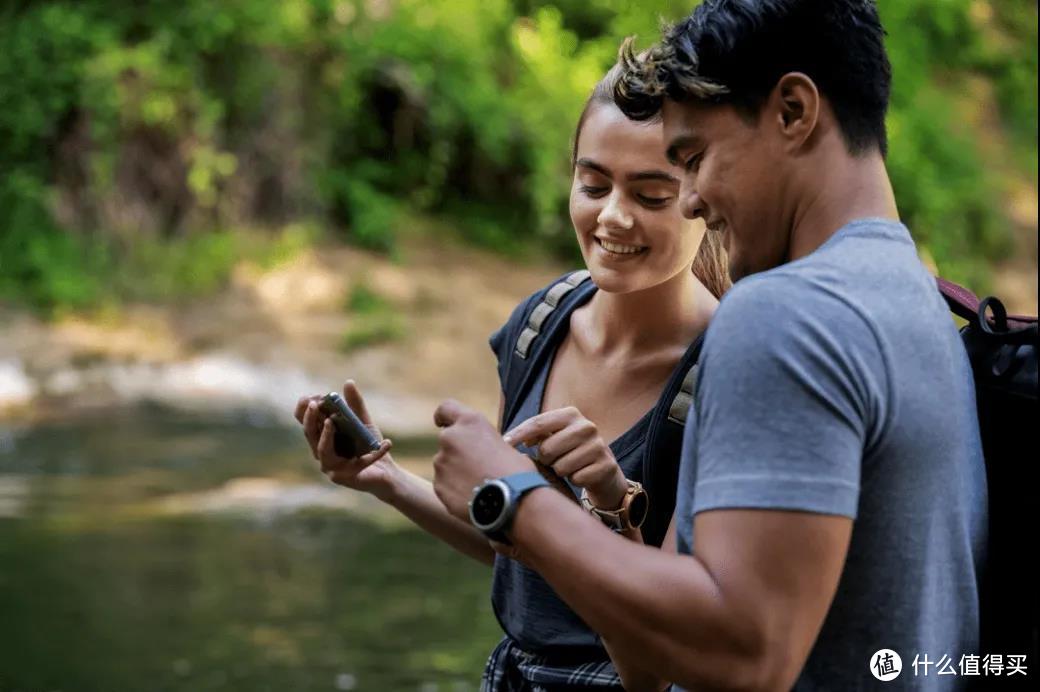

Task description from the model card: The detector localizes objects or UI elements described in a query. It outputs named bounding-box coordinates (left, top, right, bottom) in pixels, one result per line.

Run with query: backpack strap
left=667, top=363, right=700, bottom=425
left=641, top=334, right=705, bottom=547
left=500, top=270, right=596, bottom=430
left=937, top=276, right=1037, bottom=334
left=515, top=270, right=591, bottom=358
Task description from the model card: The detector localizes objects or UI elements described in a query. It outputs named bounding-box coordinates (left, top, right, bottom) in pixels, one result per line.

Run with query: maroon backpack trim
left=935, top=277, right=1036, bottom=330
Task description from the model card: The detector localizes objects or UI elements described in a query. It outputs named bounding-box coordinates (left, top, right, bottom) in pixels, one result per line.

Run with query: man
left=432, top=1, right=988, bottom=689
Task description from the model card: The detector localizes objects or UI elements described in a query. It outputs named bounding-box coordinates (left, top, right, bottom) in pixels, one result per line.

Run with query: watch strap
left=580, top=480, right=647, bottom=531
left=483, top=471, right=550, bottom=544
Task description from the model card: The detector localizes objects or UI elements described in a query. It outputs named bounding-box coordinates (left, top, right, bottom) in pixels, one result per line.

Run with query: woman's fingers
left=489, top=539, right=522, bottom=561
left=568, top=453, right=616, bottom=488
left=355, top=439, right=393, bottom=469
left=318, top=418, right=393, bottom=472
left=537, top=418, right=598, bottom=465
left=550, top=440, right=607, bottom=479
left=302, top=401, right=326, bottom=459
left=294, top=394, right=322, bottom=424
left=294, top=396, right=309, bottom=424
left=343, top=380, right=375, bottom=426
left=316, top=419, right=343, bottom=472
left=504, top=407, right=581, bottom=447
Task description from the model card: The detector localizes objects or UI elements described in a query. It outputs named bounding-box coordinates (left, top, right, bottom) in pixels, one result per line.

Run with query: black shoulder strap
left=514, top=270, right=591, bottom=359
left=500, top=270, right=593, bottom=429
left=640, top=335, right=705, bottom=547
left=667, top=362, right=700, bottom=425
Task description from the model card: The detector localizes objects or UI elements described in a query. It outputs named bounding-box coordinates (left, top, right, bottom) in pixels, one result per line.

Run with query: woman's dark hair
left=614, top=0, right=892, bottom=156
left=572, top=65, right=731, bottom=300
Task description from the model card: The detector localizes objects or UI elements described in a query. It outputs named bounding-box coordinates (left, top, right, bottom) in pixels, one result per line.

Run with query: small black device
left=318, top=392, right=381, bottom=458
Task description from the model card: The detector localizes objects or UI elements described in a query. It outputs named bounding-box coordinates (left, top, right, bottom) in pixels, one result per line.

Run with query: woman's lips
left=594, top=237, right=648, bottom=258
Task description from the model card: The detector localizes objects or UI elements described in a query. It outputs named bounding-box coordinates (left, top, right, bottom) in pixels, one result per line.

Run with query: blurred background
left=0, top=0, right=1036, bottom=690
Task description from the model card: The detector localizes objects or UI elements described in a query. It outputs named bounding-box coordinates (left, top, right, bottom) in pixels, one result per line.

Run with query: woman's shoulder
left=489, top=269, right=593, bottom=368
left=500, top=269, right=592, bottom=331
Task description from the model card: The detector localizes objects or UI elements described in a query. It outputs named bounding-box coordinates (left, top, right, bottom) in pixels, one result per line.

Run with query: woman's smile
left=594, top=236, right=649, bottom=259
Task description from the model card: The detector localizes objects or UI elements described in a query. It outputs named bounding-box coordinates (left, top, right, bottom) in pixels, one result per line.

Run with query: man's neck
left=787, top=150, right=899, bottom=263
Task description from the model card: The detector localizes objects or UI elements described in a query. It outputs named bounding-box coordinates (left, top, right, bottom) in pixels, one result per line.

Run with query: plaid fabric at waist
left=480, top=636, right=624, bottom=692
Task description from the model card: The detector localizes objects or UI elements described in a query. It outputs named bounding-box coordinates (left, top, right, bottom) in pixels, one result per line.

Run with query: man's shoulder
left=710, top=269, right=875, bottom=348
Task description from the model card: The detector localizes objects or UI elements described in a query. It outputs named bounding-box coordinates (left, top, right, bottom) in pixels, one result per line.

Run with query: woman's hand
left=294, top=380, right=397, bottom=502
left=504, top=406, right=628, bottom=510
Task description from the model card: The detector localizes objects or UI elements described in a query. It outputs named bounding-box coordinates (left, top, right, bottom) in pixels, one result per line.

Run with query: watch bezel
left=626, top=486, right=650, bottom=528
left=468, top=479, right=515, bottom=534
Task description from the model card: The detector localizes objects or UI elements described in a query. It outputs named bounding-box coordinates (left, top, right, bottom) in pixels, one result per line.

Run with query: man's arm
left=510, top=490, right=852, bottom=691
left=433, top=278, right=877, bottom=690
left=600, top=514, right=676, bottom=692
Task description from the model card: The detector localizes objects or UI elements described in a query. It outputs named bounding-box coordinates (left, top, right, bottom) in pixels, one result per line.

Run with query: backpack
left=937, top=277, right=1039, bottom=670
left=495, top=270, right=702, bottom=548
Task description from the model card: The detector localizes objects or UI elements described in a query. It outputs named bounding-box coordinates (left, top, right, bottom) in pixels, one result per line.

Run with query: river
left=0, top=405, right=502, bottom=691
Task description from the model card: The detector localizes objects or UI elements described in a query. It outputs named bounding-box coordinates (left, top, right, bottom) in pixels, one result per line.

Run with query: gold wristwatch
left=580, top=480, right=649, bottom=532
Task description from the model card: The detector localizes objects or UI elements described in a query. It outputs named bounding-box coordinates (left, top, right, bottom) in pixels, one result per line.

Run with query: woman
left=294, top=64, right=727, bottom=690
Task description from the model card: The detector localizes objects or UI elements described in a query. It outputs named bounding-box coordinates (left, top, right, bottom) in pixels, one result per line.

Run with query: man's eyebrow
left=665, top=134, right=701, bottom=166
left=627, top=170, right=679, bottom=184
left=575, top=158, right=611, bottom=178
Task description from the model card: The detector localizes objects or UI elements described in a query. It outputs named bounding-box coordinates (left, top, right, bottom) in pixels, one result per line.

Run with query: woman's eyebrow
left=576, top=158, right=611, bottom=178
left=577, top=159, right=677, bottom=184
left=627, top=170, right=679, bottom=183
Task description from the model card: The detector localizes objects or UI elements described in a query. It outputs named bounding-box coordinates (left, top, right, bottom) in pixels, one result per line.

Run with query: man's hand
left=432, top=399, right=535, bottom=522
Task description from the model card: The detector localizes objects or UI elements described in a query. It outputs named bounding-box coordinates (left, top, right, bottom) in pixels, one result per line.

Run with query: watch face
left=471, top=484, right=507, bottom=528
left=629, top=491, right=650, bottom=528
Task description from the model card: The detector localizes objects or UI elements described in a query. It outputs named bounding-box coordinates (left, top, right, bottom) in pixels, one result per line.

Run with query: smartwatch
left=468, top=471, right=550, bottom=544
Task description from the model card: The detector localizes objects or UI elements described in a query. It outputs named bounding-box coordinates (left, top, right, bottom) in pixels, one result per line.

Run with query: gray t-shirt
left=674, top=219, right=987, bottom=691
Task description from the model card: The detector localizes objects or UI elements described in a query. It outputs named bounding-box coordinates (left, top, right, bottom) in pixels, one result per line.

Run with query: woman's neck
left=580, top=269, right=715, bottom=357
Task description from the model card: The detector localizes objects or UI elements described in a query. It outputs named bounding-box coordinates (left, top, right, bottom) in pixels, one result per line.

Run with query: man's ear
left=771, top=72, right=820, bottom=152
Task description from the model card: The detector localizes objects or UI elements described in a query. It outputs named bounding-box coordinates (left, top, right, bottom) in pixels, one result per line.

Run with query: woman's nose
left=597, top=193, right=634, bottom=230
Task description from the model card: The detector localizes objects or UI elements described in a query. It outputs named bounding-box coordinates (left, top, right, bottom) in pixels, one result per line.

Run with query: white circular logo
left=870, top=649, right=903, bottom=681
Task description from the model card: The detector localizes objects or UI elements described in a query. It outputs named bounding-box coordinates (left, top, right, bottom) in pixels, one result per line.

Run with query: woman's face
left=570, top=104, right=707, bottom=295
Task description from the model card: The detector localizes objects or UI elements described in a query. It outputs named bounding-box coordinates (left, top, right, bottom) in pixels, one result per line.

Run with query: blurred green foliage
left=0, top=0, right=1036, bottom=313
left=341, top=281, right=407, bottom=351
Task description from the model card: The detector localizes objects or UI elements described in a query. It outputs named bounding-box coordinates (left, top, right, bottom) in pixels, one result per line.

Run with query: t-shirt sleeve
left=689, top=274, right=891, bottom=519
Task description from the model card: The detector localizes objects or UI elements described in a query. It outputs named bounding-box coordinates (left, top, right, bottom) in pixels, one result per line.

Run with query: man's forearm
left=510, top=488, right=768, bottom=691
left=602, top=635, right=670, bottom=692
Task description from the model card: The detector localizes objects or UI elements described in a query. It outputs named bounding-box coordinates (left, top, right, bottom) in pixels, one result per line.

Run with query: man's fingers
left=434, top=399, right=467, bottom=428
left=343, top=380, right=374, bottom=425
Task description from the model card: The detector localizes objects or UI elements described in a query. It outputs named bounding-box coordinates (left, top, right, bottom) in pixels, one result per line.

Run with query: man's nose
left=680, top=188, right=705, bottom=220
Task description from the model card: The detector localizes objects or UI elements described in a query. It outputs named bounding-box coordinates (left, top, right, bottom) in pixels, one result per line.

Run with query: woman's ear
left=772, top=72, right=820, bottom=152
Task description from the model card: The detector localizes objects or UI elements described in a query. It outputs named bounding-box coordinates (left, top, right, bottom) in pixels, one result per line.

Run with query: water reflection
left=0, top=407, right=500, bottom=691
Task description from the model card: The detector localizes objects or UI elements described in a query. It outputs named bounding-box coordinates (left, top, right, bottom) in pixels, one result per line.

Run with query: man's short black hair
left=615, top=0, right=892, bottom=156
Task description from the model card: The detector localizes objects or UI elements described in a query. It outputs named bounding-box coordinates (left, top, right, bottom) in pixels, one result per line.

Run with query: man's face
left=660, top=98, right=792, bottom=282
